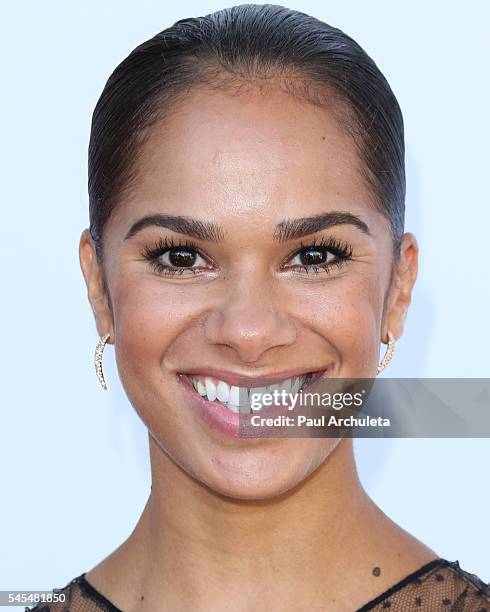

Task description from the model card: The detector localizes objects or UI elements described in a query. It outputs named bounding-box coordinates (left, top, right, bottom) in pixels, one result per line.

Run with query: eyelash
left=141, top=237, right=208, bottom=277
left=286, top=236, right=353, bottom=275
left=141, top=236, right=354, bottom=277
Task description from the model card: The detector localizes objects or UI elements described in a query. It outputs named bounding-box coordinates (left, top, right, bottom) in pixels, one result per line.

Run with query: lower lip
left=177, top=370, right=329, bottom=439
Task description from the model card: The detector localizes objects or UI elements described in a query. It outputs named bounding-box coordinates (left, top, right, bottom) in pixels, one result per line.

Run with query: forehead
left=114, top=83, right=374, bottom=228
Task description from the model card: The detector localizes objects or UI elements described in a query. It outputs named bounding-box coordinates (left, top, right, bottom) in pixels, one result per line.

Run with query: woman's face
left=80, top=84, right=418, bottom=500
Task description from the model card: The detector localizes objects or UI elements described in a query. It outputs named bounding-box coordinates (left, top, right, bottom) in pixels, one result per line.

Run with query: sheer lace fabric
left=26, top=558, right=490, bottom=611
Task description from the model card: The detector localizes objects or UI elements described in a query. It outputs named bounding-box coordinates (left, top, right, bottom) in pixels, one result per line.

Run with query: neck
left=147, top=435, right=366, bottom=558
left=87, top=436, right=437, bottom=610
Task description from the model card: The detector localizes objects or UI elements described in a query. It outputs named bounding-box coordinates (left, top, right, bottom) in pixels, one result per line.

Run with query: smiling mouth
left=180, top=370, right=328, bottom=414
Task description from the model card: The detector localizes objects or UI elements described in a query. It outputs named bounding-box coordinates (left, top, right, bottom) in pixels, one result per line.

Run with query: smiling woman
left=27, top=4, right=489, bottom=611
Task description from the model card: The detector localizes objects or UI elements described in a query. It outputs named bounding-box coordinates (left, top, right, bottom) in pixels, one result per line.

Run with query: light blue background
left=1, top=0, right=489, bottom=599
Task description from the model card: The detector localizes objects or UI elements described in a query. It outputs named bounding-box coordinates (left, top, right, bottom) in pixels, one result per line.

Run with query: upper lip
left=178, top=366, right=332, bottom=388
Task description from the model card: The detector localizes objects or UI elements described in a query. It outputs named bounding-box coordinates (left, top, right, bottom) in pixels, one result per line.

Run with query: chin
left=189, top=437, right=338, bottom=501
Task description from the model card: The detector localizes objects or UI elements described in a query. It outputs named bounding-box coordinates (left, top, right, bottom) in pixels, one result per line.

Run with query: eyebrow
left=124, top=214, right=225, bottom=242
left=274, top=211, right=371, bottom=242
left=124, top=210, right=371, bottom=243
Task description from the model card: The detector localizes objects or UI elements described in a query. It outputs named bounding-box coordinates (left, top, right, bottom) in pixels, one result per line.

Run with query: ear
left=383, top=232, right=419, bottom=342
left=79, top=228, right=114, bottom=342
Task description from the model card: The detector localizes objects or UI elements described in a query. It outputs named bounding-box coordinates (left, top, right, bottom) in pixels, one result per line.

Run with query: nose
left=204, top=275, right=297, bottom=364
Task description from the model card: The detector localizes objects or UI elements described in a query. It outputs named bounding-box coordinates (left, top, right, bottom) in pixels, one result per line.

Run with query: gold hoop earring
left=94, top=333, right=111, bottom=390
left=377, top=330, right=395, bottom=374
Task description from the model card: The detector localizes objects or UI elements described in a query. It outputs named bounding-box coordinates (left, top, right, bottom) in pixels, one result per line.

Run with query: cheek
left=291, top=273, right=384, bottom=373
left=109, top=276, right=205, bottom=456
left=329, top=276, right=385, bottom=372
left=108, top=274, right=199, bottom=415
left=112, top=273, right=202, bottom=360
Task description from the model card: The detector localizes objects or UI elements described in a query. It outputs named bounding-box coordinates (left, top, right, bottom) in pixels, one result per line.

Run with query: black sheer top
left=26, top=558, right=490, bottom=611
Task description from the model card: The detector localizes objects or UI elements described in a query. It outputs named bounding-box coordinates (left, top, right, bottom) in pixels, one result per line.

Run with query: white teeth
left=229, top=385, right=240, bottom=405
left=252, top=386, right=268, bottom=398
left=216, top=380, right=230, bottom=403
left=188, top=373, right=316, bottom=412
left=205, top=377, right=217, bottom=402
left=278, top=379, right=291, bottom=393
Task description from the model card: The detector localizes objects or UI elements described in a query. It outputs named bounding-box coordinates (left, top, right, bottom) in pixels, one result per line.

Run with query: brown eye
left=167, top=247, right=197, bottom=268
left=142, top=238, right=213, bottom=277
left=155, top=246, right=209, bottom=273
left=284, top=238, right=353, bottom=275
left=299, top=247, right=328, bottom=266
